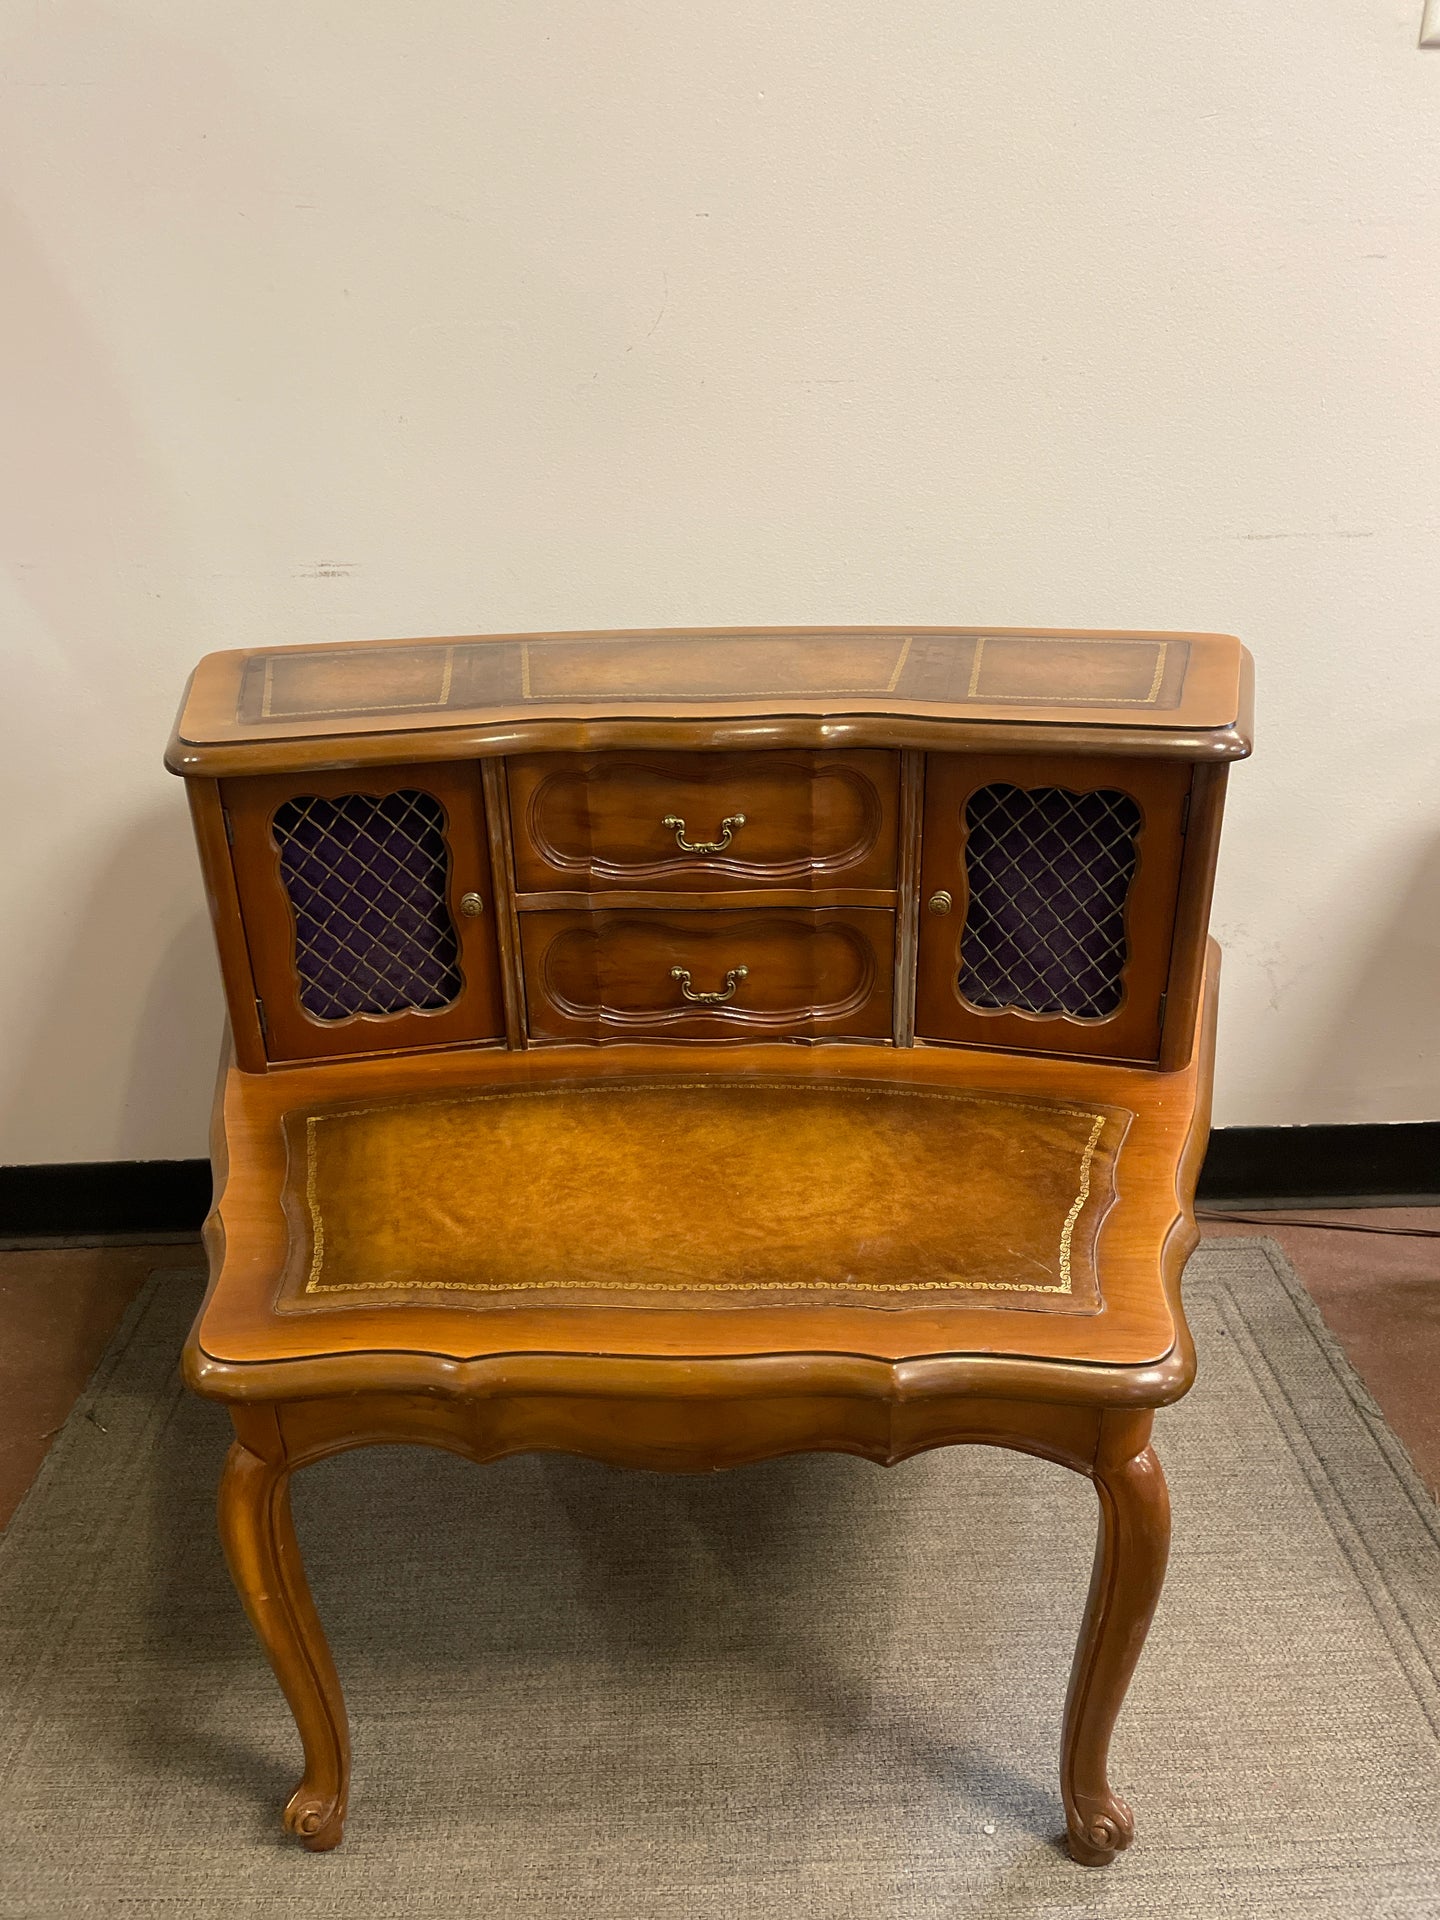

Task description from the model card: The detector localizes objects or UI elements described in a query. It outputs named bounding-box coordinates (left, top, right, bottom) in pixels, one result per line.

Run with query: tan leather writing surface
left=189, top=975, right=1218, bottom=1378
left=278, top=1078, right=1127, bottom=1313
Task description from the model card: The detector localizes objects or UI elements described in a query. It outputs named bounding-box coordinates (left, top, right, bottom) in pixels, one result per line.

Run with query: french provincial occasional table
left=167, top=624, right=1252, bottom=1861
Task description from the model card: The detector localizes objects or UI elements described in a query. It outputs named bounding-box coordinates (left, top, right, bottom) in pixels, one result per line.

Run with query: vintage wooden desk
left=167, top=624, right=1252, bottom=1861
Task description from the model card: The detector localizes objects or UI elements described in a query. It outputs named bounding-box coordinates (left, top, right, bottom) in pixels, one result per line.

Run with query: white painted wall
left=2, top=2, right=1438, bottom=1161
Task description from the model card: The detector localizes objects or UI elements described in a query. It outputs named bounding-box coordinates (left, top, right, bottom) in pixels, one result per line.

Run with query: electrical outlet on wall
left=1423, top=0, right=1440, bottom=47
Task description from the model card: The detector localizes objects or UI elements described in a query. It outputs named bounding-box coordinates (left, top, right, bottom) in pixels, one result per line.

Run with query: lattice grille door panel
left=272, top=790, right=462, bottom=1022
left=958, top=783, right=1141, bottom=1019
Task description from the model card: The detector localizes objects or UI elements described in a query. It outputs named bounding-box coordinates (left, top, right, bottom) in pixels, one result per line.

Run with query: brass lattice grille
left=272, top=791, right=462, bottom=1022
left=958, top=783, right=1141, bottom=1019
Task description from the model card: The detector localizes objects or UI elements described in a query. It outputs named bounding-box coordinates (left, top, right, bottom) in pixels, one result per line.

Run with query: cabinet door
left=914, top=754, right=1190, bottom=1064
left=222, top=762, right=505, bottom=1063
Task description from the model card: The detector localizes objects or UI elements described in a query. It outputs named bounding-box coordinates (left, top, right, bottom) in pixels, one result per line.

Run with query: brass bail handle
left=661, top=811, right=746, bottom=855
left=671, top=964, right=748, bottom=1006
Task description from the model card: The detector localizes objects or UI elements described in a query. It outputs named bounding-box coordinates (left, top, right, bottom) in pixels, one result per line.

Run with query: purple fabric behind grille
left=957, top=784, right=1140, bottom=1019
left=272, top=791, right=462, bottom=1022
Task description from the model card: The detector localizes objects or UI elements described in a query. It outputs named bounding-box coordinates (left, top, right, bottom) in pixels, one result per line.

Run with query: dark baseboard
left=1195, top=1123, right=1440, bottom=1210
left=0, top=1124, right=1436, bottom=1238
left=0, top=1160, right=213, bottom=1241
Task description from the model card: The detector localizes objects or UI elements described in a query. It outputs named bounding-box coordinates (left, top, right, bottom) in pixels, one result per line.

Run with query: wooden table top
left=168, top=625, right=1253, bottom=776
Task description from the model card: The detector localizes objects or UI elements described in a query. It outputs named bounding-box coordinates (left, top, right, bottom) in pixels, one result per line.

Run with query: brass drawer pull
left=670, top=964, right=748, bottom=1005
left=661, top=811, right=746, bottom=855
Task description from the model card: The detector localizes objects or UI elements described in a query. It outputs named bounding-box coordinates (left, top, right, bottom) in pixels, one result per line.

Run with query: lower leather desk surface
left=188, top=951, right=1216, bottom=1402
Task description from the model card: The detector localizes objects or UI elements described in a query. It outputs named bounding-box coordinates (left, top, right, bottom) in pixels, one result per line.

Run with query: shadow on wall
left=2, top=805, right=223, bottom=1164
left=1300, top=832, right=1440, bottom=1124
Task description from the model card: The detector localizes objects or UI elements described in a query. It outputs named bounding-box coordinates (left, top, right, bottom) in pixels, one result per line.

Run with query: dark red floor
left=1199, top=1208, right=1440, bottom=1497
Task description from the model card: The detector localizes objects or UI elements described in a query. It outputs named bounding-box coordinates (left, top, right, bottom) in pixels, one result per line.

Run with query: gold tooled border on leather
left=296, top=1082, right=1115, bottom=1298
left=967, top=635, right=1169, bottom=706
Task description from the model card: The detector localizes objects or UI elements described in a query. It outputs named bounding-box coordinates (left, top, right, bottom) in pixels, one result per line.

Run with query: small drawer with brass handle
left=518, top=907, right=895, bottom=1042
left=507, top=751, right=900, bottom=893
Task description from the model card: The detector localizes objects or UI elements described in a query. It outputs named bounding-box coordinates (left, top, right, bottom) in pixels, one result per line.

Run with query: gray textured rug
left=2, top=1241, right=1439, bottom=1919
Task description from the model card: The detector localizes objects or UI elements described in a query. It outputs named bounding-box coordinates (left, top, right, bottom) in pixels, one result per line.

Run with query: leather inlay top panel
left=236, top=632, right=1191, bottom=724
left=279, top=1078, right=1129, bottom=1311
left=170, top=627, right=1254, bottom=779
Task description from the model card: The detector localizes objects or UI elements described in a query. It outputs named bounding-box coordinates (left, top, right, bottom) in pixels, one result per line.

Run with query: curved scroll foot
left=1061, top=1418, right=1170, bottom=1867
left=284, top=1784, right=347, bottom=1852
left=218, top=1432, right=351, bottom=1850
left=1064, top=1792, right=1135, bottom=1866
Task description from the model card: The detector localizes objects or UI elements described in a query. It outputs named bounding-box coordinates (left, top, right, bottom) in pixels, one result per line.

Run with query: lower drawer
left=519, top=907, right=895, bottom=1042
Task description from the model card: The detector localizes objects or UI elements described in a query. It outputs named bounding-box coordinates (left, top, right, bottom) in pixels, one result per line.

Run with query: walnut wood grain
left=1159, top=762, right=1229, bottom=1072
left=914, top=752, right=1191, bottom=1066
left=186, top=954, right=1219, bottom=1854
left=181, top=654, right=1236, bottom=1073
left=222, top=762, right=507, bottom=1064
left=218, top=1406, right=349, bottom=1852
left=1061, top=1410, right=1171, bottom=1865
left=513, top=886, right=897, bottom=911
left=517, top=906, right=896, bottom=1043
left=186, top=780, right=266, bottom=1074
left=168, top=626, right=1253, bottom=777
left=507, top=749, right=900, bottom=894
left=167, top=626, right=1248, bottom=1858
left=479, top=757, right=528, bottom=1050
left=892, top=750, right=925, bottom=1047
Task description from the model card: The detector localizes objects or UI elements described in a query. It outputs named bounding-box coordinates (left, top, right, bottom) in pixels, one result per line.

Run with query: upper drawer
left=507, top=750, right=900, bottom=893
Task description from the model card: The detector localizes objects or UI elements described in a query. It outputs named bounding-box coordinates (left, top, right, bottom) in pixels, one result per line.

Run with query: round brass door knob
left=927, top=890, right=953, bottom=915
left=458, top=892, right=485, bottom=917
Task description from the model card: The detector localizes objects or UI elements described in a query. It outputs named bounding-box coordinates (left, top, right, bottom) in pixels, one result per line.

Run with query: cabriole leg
left=217, top=1416, right=350, bottom=1851
left=1060, top=1411, right=1171, bottom=1866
